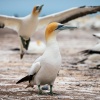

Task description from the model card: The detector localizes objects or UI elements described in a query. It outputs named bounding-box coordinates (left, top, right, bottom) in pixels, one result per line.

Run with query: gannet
left=16, top=22, right=77, bottom=95
left=0, top=6, right=100, bottom=58
left=0, top=5, right=44, bottom=59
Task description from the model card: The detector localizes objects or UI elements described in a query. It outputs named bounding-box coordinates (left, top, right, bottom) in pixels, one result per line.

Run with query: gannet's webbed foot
left=20, top=36, right=30, bottom=50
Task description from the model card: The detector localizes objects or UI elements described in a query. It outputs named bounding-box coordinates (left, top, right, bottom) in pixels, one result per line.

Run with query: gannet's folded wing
left=29, top=62, right=41, bottom=76
left=0, top=15, right=21, bottom=31
left=16, top=62, right=41, bottom=84
left=38, top=6, right=100, bottom=29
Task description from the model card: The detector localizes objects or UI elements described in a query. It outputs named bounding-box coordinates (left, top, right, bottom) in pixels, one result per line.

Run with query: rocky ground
left=0, top=28, right=100, bottom=100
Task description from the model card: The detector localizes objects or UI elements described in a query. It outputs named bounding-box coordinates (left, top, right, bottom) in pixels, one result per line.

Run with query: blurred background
left=0, top=0, right=100, bottom=17
left=0, top=0, right=100, bottom=30
left=0, top=1, right=100, bottom=99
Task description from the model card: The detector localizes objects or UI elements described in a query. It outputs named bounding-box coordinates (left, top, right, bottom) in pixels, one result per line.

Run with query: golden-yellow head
left=32, top=5, right=44, bottom=16
left=45, top=22, right=77, bottom=41
left=45, top=22, right=59, bottom=41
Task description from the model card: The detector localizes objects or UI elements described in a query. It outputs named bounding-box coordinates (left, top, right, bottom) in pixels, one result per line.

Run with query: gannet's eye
left=56, top=24, right=63, bottom=30
left=36, top=6, right=40, bottom=10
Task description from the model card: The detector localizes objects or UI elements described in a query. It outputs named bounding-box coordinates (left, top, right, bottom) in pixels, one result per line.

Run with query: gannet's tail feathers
left=16, top=75, right=29, bottom=84
left=38, top=6, right=100, bottom=29
left=80, top=49, right=100, bottom=55
left=0, top=15, right=21, bottom=31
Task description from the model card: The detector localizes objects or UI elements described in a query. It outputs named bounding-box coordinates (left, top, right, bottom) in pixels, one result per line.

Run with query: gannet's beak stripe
left=20, top=36, right=30, bottom=50
left=56, top=24, right=77, bottom=30
left=36, top=5, right=44, bottom=12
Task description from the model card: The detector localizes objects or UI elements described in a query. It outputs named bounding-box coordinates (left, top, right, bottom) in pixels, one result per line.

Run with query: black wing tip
left=79, top=5, right=100, bottom=8
left=16, top=75, right=29, bottom=84
left=80, top=49, right=100, bottom=55
left=80, top=49, right=91, bottom=55
left=16, top=80, right=22, bottom=84
left=89, top=6, right=100, bottom=8
left=79, top=6, right=86, bottom=8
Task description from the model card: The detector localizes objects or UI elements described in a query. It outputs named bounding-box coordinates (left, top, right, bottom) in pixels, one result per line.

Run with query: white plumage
left=0, top=5, right=44, bottom=59
left=0, top=5, right=100, bottom=58
left=16, top=22, right=77, bottom=94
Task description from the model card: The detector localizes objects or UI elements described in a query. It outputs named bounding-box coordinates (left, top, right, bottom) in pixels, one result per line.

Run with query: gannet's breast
left=33, top=51, right=62, bottom=85
left=19, top=17, right=39, bottom=38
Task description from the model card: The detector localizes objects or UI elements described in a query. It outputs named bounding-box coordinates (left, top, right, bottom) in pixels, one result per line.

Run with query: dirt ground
left=0, top=28, right=100, bottom=100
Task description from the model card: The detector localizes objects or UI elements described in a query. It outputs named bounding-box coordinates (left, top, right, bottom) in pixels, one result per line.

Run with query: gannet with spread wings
left=0, top=5, right=100, bottom=58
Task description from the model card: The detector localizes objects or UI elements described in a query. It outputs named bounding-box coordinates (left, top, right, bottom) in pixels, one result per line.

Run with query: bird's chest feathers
left=20, top=18, right=38, bottom=38
left=42, top=47, right=62, bottom=68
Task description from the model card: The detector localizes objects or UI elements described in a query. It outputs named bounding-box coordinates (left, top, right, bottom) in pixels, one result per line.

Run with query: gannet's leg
left=48, top=85, right=58, bottom=95
left=49, top=85, right=53, bottom=95
left=38, top=85, right=42, bottom=94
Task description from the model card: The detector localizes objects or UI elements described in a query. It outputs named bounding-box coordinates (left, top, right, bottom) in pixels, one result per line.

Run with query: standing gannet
left=0, top=5, right=44, bottom=59
left=0, top=6, right=100, bottom=58
left=16, top=22, right=77, bottom=95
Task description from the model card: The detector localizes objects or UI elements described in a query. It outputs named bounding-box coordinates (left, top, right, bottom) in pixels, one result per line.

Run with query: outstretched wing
left=38, top=6, right=100, bottom=30
left=16, top=62, right=41, bottom=84
left=0, top=15, right=21, bottom=32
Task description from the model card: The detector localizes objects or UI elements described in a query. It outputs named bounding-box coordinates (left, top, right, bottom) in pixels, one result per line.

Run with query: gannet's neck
left=30, top=13, right=38, bottom=20
left=46, top=35, right=58, bottom=47
left=44, top=34, right=61, bottom=61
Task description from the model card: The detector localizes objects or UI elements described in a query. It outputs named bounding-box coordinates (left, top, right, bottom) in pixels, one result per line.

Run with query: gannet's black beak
left=36, top=5, right=44, bottom=12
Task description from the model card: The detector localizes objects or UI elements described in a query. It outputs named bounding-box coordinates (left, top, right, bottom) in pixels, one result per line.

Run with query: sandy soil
left=0, top=28, right=100, bottom=100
